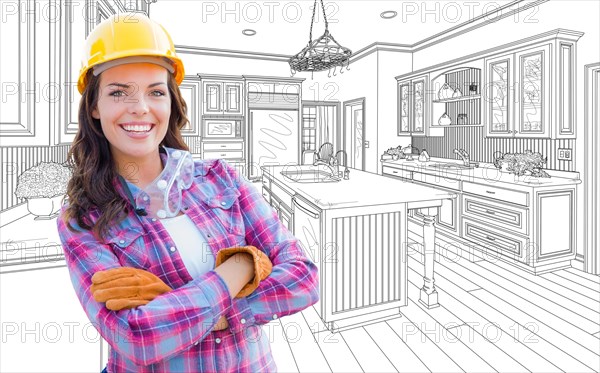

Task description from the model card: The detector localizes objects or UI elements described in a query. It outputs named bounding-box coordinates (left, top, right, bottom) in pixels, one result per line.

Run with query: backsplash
left=411, top=126, right=575, bottom=171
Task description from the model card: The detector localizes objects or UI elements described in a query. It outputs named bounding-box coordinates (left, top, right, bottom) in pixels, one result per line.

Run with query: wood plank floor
left=266, top=242, right=600, bottom=373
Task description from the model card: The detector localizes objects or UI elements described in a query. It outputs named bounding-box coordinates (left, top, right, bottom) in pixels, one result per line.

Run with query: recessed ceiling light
left=380, top=11, right=397, bottom=19
left=242, top=29, right=256, bottom=36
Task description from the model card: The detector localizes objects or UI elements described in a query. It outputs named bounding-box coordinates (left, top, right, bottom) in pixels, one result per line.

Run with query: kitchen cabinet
left=200, top=78, right=244, bottom=116
left=201, top=140, right=244, bottom=162
left=381, top=159, right=580, bottom=274
left=462, top=181, right=576, bottom=268
left=484, top=31, right=579, bottom=139
left=179, top=76, right=201, bottom=135
left=261, top=172, right=294, bottom=232
left=398, top=74, right=444, bottom=137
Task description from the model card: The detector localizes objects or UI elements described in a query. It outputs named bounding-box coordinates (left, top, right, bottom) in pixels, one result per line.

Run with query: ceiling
left=150, top=0, right=509, bottom=56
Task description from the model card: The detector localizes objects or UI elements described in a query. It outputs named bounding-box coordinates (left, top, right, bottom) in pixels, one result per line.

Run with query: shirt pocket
left=107, top=228, right=149, bottom=269
left=205, top=186, right=245, bottom=238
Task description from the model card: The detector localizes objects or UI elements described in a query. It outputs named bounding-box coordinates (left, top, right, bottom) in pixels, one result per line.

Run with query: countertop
left=261, top=165, right=456, bottom=210
left=381, top=158, right=581, bottom=188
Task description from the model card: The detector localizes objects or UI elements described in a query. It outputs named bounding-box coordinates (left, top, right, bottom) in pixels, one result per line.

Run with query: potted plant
left=15, top=161, right=73, bottom=220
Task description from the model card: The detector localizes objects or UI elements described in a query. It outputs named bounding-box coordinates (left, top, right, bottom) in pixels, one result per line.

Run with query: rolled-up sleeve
left=56, top=208, right=232, bottom=366
left=220, top=160, right=320, bottom=330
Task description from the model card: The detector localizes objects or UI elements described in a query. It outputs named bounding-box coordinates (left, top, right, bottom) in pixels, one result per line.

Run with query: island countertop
left=261, top=165, right=456, bottom=210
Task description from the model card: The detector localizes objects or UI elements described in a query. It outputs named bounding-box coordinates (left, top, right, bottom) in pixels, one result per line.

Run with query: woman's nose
left=128, top=93, right=149, bottom=115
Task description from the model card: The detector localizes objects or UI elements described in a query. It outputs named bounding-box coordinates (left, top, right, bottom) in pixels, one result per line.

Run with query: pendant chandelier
left=289, top=0, right=352, bottom=77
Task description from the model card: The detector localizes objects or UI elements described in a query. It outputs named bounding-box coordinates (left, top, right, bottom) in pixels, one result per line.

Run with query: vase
left=26, top=195, right=65, bottom=220
left=438, top=83, right=455, bottom=100
left=438, top=113, right=452, bottom=126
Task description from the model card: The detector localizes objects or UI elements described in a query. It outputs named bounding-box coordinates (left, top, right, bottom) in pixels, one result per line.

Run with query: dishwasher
left=292, top=195, right=322, bottom=264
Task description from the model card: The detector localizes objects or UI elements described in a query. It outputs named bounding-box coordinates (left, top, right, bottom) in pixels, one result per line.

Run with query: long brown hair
left=62, top=70, right=190, bottom=242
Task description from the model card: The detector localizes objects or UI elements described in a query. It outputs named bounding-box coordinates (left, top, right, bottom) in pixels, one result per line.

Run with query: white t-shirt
left=159, top=214, right=215, bottom=279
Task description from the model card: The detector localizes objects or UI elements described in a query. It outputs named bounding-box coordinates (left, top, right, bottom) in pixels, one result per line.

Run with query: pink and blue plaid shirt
left=56, top=158, right=319, bottom=372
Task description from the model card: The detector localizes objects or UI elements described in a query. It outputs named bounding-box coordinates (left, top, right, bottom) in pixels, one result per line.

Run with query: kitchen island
left=261, top=165, right=456, bottom=332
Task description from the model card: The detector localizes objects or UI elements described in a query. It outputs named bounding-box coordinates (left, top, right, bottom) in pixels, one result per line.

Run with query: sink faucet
left=335, top=150, right=349, bottom=174
left=454, top=148, right=470, bottom=166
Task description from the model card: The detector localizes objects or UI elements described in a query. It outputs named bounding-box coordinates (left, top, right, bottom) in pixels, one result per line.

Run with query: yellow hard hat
left=77, top=13, right=184, bottom=94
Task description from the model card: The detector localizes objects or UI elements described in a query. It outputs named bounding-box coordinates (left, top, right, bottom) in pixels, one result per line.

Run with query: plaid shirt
left=57, top=158, right=319, bottom=372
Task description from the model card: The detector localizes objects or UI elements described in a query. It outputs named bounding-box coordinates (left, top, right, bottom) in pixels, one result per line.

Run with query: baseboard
left=0, top=203, right=29, bottom=228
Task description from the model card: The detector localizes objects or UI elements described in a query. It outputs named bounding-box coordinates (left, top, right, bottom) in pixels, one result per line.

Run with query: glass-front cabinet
left=484, top=32, right=579, bottom=139
left=397, top=75, right=428, bottom=136
left=515, top=44, right=550, bottom=138
left=486, top=54, right=513, bottom=136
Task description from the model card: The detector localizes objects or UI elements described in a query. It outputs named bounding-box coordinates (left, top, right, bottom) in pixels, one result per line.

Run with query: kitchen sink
left=281, top=170, right=341, bottom=183
left=427, top=162, right=479, bottom=170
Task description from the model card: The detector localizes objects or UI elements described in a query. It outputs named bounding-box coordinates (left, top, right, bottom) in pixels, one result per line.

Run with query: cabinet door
left=411, top=78, right=426, bottom=135
left=397, top=82, right=411, bottom=135
left=557, top=41, right=576, bottom=138
left=279, top=207, right=292, bottom=231
left=203, top=82, right=222, bottom=114
left=436, top=189, right=459, bottom=234
left=485, top=54, right=513, bottom=137
left=179, top=78, right=200, bottom=135
left=514, top=44, right=550, bottom=138
left=224, top=82, right=243, bottom=115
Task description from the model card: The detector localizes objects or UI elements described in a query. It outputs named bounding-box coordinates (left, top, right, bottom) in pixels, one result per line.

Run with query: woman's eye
left=150, top=90, right=166, bottom=97
left=109, top=90, right=125, bottom=97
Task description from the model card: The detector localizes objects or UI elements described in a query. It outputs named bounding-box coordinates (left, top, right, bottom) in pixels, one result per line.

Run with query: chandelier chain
left=309, top=0, right=330, bottom=44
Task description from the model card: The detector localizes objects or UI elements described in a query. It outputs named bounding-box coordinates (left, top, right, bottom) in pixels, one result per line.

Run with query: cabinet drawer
left=462, top=218, right=528, bottom=262
left=262, top=187, right=271, bottom=203
left=463, top=182, right=529, bottom=206
left=203, top=142, right=243, bottom=151
left=202, top=150, right=244, bottom=160
left=262, top=174, right=271, bottom=189
left=269, top=181, right=293, bottom=211
left=463, top=194, right=528, bottom=235
left=413, top=172, right=461, bottom=191
left=382, top=166, right=412, bottom=180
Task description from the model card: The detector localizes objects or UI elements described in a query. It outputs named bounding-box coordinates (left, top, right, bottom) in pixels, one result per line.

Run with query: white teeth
left=122, top=124, right=152, bottom=132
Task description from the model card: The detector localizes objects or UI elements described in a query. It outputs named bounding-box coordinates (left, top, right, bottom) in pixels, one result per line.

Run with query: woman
left=57, top=13, right=319, bottom=372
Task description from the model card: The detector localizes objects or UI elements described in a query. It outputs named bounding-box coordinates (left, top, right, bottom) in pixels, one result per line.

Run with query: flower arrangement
left=15, top=162, right=73, bottom=199
left=493, top=150, right=551, bottom=178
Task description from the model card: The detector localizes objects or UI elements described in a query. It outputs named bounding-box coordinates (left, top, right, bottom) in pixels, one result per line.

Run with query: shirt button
left=119, top=240, right=125, bottom=244
left=170, top=247, right=176, bottom=252
left=272, top=314, right=278, bottom=320
left=220, top=201, right=226, bottom=206
left=240, top=318, right=246, bottom=324
left=194, top=341, right=199, bottom=345
left=152, top=218, right=157, bottom=222
left=215, top=338, right=221, bottom=344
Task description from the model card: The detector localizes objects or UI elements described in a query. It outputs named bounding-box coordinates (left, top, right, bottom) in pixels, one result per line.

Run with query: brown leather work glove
left=90, top=267, right=172, bottom=311
left=215, top=246, right=273, bottom=298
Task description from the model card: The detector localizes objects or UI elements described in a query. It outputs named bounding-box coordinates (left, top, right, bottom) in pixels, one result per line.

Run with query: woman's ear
left=92, top=107, right=100, bottom=119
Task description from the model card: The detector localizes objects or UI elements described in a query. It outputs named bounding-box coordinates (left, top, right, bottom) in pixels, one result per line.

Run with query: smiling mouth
left=120, top=124, right=154, bottom=133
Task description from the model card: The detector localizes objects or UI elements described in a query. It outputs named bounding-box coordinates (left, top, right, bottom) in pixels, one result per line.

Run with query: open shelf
left=433, top=94, right=481, bottom=104
left=431, top=66, right=482, bottom=127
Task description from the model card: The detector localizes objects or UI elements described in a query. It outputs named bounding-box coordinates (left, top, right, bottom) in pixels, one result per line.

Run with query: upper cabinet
left=484, top=32, right=579, bottom=139
left=397, top=74, right=443, bottom=137
left=179, top=76, right=201, bottom=135
left=199, top=77, right=244, bottom=116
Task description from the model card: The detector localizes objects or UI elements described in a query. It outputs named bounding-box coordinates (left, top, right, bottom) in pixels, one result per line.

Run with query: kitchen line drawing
left=1, top=1, right=599, bottom=372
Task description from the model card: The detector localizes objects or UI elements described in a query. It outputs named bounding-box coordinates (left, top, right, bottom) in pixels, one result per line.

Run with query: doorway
left=343, top=98, right=366, bottom=171
left=584, top=63, right=600, bottom=274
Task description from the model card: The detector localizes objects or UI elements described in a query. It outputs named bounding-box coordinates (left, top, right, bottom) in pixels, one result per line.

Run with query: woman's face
left=92, top=62, right=171, bottom=165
